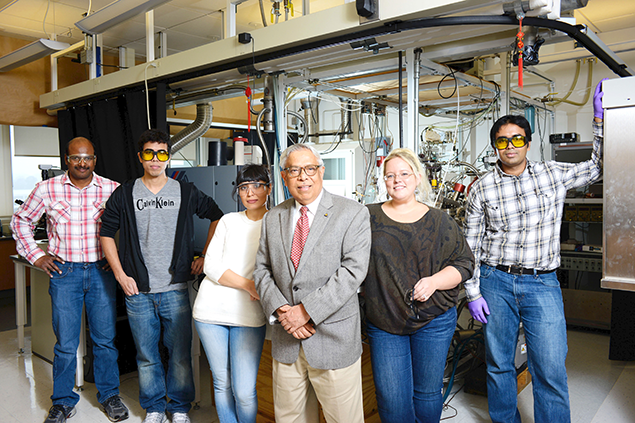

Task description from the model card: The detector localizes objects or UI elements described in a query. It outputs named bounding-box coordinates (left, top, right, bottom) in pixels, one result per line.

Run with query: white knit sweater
left=192, top=211, right=267, bottom=327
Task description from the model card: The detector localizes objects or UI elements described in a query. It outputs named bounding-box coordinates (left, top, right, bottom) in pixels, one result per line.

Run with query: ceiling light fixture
left=75, top=0, right=173, bottom=35
left=0, top=0, right=18, bottom=13
left=0, top=38, right=71, bottom=72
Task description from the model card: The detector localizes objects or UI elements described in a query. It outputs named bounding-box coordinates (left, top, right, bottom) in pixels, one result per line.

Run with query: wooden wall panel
left=0, top=35, right=121, bottom=128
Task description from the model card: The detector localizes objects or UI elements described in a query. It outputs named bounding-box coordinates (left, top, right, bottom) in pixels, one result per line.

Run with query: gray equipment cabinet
left=599, top=76, right=635, bottom=360
left=169, top=165, right=242, bottom=254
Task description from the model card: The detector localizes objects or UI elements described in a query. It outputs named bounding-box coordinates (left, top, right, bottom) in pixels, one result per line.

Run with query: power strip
left=560, top=256, right=603, bottom=272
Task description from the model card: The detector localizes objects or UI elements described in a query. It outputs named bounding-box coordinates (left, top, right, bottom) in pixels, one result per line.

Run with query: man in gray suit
left=254, top=143, right=371, bottom=423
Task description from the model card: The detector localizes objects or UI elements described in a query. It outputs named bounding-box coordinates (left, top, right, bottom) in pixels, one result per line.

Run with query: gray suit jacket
left=254, top=189, right=371, bottom=370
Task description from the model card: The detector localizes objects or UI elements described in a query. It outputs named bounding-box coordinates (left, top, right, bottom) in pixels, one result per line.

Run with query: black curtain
left=57, top=88, right=166, bottom=184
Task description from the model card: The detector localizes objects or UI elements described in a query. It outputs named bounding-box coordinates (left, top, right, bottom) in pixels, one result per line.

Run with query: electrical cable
left=442, top=330, right=484, bottom=403
left=438, top=66, right=458, bottom=99
left=259, top=0, right=268, bottom=27
left=144, top=62, right=157, bottom=129
left=42, top=0, right=51, bottom=39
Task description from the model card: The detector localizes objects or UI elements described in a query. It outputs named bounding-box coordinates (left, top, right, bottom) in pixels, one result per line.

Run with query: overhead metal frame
left=41, top=0, right=633, bottom=112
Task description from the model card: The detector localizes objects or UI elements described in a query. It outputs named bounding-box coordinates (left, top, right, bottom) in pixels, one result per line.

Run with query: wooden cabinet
left=0, top=237, right=18, bottom=291
left=213, top=341, right=381, bottom=422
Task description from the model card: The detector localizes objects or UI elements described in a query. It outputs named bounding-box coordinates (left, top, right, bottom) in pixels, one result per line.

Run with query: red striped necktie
left=291, top=206, right=309, bottom=270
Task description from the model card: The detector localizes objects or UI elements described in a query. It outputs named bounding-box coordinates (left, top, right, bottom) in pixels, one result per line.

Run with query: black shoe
left=101, top=395, right=129, bottom=422
left=44, top=404, right=76, bottom=423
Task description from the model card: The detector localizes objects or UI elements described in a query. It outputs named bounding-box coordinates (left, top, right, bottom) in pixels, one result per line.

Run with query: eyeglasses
left=404, top=289, right=420, bottom=319
left=237, top=182, right=269, bottom=194
left=384, top=171, right=413, bottom=182
left=140, top=149, right=170, bottom=162
left=494, top=135, right=527, bottom=150
left=283, top=165, right=322, bottom=177
left=68, top=154, right=96, bottom=164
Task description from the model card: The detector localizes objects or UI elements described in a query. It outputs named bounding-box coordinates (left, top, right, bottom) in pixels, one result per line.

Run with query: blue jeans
left=49, top=259, right=120, bottom=407
left=367, top=307, right=457, bottom=423
left=479, top=264, right=570, bottom=423
left=125, top=289, right=194, bottom=414
left=195, top=322, right=266, bottom=423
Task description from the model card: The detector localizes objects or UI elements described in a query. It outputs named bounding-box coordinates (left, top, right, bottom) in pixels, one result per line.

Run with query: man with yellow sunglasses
left=463, top=79, right=606, bottom=423
left=101, top=129, right=224, bottom=423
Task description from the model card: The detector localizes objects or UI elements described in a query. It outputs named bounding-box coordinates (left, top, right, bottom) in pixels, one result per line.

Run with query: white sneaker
left=171, top=412, right=190, bottom=423
left=142, top=412, right=167, bottom=423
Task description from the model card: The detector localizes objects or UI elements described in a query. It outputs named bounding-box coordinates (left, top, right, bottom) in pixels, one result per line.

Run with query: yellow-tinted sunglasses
left=494, top=135, right=527, bottom=150
left=141, top=149, right=170, bottom=162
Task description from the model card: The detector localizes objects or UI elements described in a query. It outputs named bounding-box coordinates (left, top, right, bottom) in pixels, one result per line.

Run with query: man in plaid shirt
left=463, top=80, right=606, bottom=423
left=11, top=137, right=128, bottom=423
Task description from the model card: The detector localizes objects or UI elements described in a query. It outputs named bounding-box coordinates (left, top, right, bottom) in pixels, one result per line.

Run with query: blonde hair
left=383, top=148, right=433, bottom=205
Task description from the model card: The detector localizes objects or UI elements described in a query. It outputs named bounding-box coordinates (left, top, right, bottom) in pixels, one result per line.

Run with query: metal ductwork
left=171, top=103, right=213, bottom=155
left=561, top=0, right=589, bottom=13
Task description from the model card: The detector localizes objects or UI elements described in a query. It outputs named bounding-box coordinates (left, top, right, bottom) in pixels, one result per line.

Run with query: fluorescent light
left=75, top=0, right=173, bottom=35
left=0, top=0, right=19, bottom=13
left=0, top=39, right=71, bottom=72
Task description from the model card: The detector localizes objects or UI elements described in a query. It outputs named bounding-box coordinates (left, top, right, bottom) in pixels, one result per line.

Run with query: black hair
left=65, top=137, right=96, bottom=156
left=490, top=115, right=532, bottom=147
left=231, top=164, right=272, bottom=200
left=138, top=129, right=172, bottom=153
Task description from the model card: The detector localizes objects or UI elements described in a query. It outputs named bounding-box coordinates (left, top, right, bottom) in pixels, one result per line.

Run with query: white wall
left=0, top=126, right=13, bottom=234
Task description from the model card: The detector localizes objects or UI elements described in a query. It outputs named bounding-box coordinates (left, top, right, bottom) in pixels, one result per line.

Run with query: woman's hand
left=413, top=276, right=437, bottom=302
left=245, top=280, right=260, bottom=300
left=412, top=266, right=463, bottom=301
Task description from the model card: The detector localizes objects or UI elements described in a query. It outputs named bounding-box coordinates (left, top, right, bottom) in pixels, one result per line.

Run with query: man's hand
left=276, top=304, right=291, bottom=316
left=279, top=304, right=311, bottom=334
left=191, top=256, right=205, bottom=275
left=116, top=273, right=140, bottom=296
left=594, top=78, right=608, bottom=121
left=291, top=323, right=316, bottom=340
left=467, top=297, right=490, bottom=324
left=34, top=255, right=64, bottom=277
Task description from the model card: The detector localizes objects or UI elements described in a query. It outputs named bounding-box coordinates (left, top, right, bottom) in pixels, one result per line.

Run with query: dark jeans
left=367, top=307, right=457, bottom=423
left=125, top=289, right=195, bottom=414
left=49, top=259, right=120, bottom=407
left=480, top=264, right=570, bottom=423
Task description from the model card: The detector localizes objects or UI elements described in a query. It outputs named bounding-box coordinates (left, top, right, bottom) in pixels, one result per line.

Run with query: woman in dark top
left=364, top=148, right=474, bottom=423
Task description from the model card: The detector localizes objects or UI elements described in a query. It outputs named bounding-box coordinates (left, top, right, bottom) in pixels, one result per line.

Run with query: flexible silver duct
left=301, top=99, right=317, bottom=138
left=171, top=103, right=213, bottom=155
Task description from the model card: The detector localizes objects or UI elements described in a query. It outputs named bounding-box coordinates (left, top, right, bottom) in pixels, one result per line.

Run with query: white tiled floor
left=0, top=328, right=219, bottom=423
left=0, top=327, right=633, bottom=422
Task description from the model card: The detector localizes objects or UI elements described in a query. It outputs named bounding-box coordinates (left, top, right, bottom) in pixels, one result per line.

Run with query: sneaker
left=44, top=405, right=76, bottom=423
left=171, top=412, right=191, bottom=423
left=142, top=412, right=168, bottom=423
left=101, top=395, right=129, bottom=422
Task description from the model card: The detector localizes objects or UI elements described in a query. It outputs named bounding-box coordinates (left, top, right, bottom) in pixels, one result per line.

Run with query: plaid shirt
left=11, top=172, right=119, bottom=265
left=463, top=122, right=603, bottom=301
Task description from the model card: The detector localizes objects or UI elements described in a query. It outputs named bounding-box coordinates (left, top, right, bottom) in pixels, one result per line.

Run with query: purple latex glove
left=593, top=78, right=608, bottom=120
left=467, top=297, right=490, bottom=324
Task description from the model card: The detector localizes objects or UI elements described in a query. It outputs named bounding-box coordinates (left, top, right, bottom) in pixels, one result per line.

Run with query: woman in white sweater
left=193, top=164, right=270, bottom=423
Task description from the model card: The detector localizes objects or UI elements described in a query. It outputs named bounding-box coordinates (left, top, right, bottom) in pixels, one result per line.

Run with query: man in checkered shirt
left=11, top=137, right=128, bottom=423
left=463, top=80, right=606, bottom=423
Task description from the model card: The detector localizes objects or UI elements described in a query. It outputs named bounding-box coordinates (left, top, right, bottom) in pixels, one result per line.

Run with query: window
left=10, top=126, right=61, bottom=213
left=12, top=156, right=61, bottom=212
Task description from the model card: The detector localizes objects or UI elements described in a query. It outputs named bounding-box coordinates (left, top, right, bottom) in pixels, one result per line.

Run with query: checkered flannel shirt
left=11, top=172, right=119, bottom=264
left=463, top=122, right=603, bottom=301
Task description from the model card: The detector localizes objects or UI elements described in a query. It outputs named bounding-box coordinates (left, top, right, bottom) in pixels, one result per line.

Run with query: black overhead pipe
left=62, top=15, right=631, bottom=109
left=396, top=16, right=631, bottom=77
left=159, top=15, right=629, bottom=86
